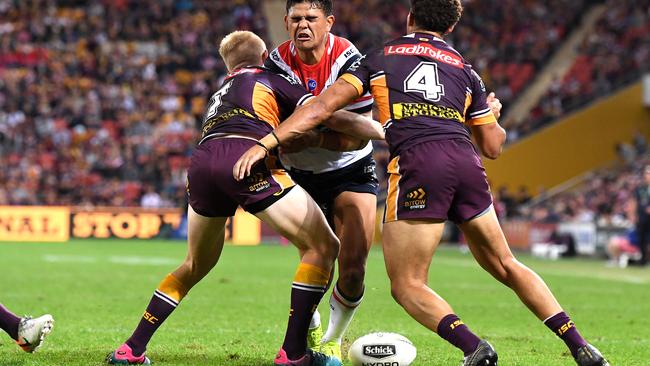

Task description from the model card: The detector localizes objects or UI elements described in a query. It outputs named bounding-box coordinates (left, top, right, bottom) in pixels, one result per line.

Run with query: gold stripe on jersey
left=340, top=73, right=364, bottom=97
left=370, top=75, right=391, bottom=125
left=392, top=103, right=464, bottom=123
left=468, top=113, right=497, bottom=126
left=385, top=156, right=401, bottom=222
left=463, top=93, right=472, bottom=119
left=252, top=82, right=281, bottom=128
left=270, top=169, right=296, bottom=196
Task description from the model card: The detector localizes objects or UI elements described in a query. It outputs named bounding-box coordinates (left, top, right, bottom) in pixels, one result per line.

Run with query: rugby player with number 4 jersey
left=235, top=1, right=610, bottom=365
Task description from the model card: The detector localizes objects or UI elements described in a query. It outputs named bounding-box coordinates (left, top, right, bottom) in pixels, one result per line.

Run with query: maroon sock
left=0, top=304, right=21, bottom=340
left=437, top=314, right=481, bottom=356
left=126, top=290, right=179, bottom=356
left=282, top=284, right=327, bottom=360
left=544, top=311, right=588, bottom=357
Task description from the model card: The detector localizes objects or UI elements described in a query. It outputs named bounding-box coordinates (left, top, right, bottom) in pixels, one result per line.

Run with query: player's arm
left=234, top=78, right=360, bottom=180
left=470, top=121, right=506, bottom=159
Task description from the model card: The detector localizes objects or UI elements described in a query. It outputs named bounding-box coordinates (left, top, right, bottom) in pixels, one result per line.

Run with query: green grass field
left=1, top=239, right=649, bottom=365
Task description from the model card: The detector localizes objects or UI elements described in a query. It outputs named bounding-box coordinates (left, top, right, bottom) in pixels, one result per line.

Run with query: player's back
left=343, top=32, right=495, bottom=157
left=200, top=66, right=311, bottom=143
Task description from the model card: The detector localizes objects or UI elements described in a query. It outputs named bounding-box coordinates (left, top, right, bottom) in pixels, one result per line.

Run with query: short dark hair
left=286, top=0, right=333, bottom=16
left=410, top=0, right=462, bottom=34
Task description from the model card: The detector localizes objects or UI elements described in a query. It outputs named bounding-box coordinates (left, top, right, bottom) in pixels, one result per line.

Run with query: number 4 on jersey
left=404, top=62, right=445, bottom=102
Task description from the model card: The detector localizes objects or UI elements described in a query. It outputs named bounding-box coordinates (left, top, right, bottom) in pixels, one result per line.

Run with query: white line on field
left=42, top=254, right=177, bottom=266
left=431, top=256, right=650, bottom=285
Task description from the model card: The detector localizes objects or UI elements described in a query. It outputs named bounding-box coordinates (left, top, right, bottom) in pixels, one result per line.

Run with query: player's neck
left=411, top=29, right=444, bottom=39
left=296, top=47, right=325, bottom=65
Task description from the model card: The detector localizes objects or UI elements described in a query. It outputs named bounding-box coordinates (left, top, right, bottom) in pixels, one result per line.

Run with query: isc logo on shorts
left=404, top=187, right=426, bottom=210
left=247, top=173, right=271, bottom=192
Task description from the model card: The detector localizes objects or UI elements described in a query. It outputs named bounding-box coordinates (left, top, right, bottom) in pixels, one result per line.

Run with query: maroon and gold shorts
left=383, top=138, right=493, bottom=224
left=187, top=137, right=295, bottom=217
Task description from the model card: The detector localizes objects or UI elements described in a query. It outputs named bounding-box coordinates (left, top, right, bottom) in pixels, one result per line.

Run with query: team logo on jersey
left=307, top=79, right=318, bottom=92
left=247, top=173, right=271, bottom=192
left=404, top=188, right=427, bottom=210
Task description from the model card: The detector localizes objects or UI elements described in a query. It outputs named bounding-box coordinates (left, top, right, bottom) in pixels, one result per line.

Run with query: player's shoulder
left=329, top=34, right=361, bottom=58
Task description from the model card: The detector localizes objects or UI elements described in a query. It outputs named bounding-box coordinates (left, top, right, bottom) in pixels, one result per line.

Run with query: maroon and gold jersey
left=341, top=32, right=497, bottom=157
left=200, top=66, right=313, bottom=142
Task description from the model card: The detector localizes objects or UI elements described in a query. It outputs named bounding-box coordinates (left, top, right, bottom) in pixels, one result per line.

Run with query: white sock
left=321, top=284, right=363, bottom=344
left=309, top=309, right=321, bottom=330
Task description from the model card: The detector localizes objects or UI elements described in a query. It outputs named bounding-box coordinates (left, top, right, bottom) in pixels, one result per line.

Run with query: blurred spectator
left=0, top=0, right=268, bottom=207
left=606, top=228, right=640, bottom=267
left=633, top=165, right=650, bottom=266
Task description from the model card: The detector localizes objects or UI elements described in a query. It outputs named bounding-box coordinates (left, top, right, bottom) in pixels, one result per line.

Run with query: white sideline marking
left=43, top=255, right=97, bottom=263
left=108, top=256, right=177, bottom=266
left=42, top=254, right=177, bottom=266
left=432, top=256, right=650, bottom=285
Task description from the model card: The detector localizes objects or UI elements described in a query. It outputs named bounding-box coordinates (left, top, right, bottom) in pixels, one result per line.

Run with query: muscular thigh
left=382, top=219, right=445, bottom=283
left=333, top=191, right=376, bottom=262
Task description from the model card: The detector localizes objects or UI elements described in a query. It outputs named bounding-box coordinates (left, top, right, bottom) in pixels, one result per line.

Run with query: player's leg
left=0, top=303, right=54, bottom=353
left=255, top=185, right=341, bottom=365
left=108, top=206, right=227, bottom=364
left=383, top=219, right=490, bottom=362
left=319, top=191, right=375, bottom=356
left=459, top=208, right=609, bottom=365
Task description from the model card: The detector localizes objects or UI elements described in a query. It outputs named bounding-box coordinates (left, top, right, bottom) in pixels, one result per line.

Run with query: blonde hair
left=219, top=31, right=267, bottom=71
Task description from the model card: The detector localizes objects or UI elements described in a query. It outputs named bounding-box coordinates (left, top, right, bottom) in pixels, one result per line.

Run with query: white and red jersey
left=265, top=34, right=374, bottom=173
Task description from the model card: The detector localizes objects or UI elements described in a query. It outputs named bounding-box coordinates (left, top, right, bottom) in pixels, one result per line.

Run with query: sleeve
left=466, top=68, right=497, bottom=127
left=339, top=52, right=374, bottom=114
left=270, top=73, right=315, bottom=118
left=339, top=52, right=375, bottom=102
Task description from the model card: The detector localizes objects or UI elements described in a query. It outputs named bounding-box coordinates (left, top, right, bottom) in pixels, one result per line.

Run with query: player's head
left=285, top=0, right=334, bottom=52
left=219, top=31, right=268, bottom=72
left=407, top=0, right=463, bottom=36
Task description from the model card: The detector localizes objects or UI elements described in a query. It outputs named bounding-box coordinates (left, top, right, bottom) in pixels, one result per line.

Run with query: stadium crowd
left=0, top=0, right=267, bottom=207
left=0, top=0, right=647, bottom=217
left=494, top=135, right=648, bottom=230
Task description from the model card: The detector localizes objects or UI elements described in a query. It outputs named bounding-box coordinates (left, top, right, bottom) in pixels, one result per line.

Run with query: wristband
left=255, top=141, right=270, bottom=155
left=271, top=131, right=281, bottom=146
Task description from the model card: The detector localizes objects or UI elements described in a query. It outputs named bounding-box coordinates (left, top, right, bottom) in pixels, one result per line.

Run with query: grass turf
left=0, top=239, right=649, bottom=365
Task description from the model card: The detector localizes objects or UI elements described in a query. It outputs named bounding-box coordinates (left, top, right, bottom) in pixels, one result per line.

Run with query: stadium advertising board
left=0, top=206, right=71, bottom=242
left=0, top=206, right=261, bottom=244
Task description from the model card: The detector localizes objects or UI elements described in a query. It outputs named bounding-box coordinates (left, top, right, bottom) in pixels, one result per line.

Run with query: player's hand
left=233, top=145, right=267, bottom=181
left=280, top=130, right=321, bottom=153
left=487, top=92, right=502, bottom=120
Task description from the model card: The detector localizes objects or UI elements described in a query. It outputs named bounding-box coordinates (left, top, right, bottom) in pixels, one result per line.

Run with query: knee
left=313, top=234, right=340, bottom=263
left=496, top=255, right=524, bottom=284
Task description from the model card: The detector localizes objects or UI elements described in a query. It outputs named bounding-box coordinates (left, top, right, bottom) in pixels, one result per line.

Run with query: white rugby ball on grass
left=348, top=332, right=417, bottom=366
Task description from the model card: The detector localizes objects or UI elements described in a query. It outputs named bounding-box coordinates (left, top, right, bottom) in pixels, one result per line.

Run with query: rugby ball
left=348, top=332, right=416, bottom=366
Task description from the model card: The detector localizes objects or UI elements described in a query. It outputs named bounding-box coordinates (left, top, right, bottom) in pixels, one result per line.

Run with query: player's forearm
left=258, top=101, right=332, bottom=150
left=324, top=110, right=385, bottom=141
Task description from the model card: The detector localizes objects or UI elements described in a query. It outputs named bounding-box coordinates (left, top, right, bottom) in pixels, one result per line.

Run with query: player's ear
left=325, top=14, right=335, bottom=31
left=445, top=23, right=457, bottom=35
left=406, top=12, right=415, bottom=32
left=284, top=15, right=289, bottom=31
left=262, top=49, right=269, bottom=60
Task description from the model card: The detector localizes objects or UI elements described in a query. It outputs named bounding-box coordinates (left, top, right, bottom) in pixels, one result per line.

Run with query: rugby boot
left=320, top=340, right=342, bottom=361
left=275, top=348, right=342, bottom=366
left=106, top=343, right=151, bottom=365
left=16, top=314, right=54, bottom=353
left=307, top=323, right=323, bottom=350
left=574, top=344, right=610, bottom=366
left=462, top=340, right=498, bottom=366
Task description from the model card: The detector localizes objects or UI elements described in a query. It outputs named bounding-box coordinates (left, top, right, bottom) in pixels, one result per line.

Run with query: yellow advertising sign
left=71, top=207, right=182, bottom=240
left=0, top=206, right=70, bottom=242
